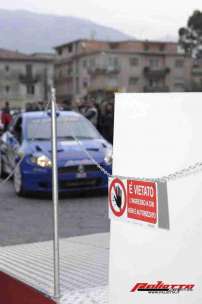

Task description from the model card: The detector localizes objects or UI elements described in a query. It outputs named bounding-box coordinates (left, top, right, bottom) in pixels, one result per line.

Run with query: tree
left=179, top=10, right=202, bottom=58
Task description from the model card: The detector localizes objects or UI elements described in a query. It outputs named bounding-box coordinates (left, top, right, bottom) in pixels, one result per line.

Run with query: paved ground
left=0, top=180, right=110, bottom=246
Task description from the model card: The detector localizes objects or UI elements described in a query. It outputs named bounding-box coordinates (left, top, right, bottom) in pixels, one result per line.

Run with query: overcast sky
left=0, top=0, right=201, bottom=40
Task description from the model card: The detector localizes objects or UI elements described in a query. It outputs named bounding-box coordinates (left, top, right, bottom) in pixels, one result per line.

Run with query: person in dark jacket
left=83, top=100, right=98, bottom=127
left=100, top=102, right=114, bottom=144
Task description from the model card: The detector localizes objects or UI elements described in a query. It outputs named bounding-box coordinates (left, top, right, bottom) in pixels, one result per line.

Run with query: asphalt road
left=0, top=180, right=110, bottom=247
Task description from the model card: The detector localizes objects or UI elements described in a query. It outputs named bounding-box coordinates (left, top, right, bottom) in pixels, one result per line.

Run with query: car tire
left=14, top=165, right=25, bottom=196
left=0, top=151, right=5, bottom=178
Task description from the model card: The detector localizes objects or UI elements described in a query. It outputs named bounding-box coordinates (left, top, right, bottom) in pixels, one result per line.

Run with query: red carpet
left=0, top=271, right=56, bottom=304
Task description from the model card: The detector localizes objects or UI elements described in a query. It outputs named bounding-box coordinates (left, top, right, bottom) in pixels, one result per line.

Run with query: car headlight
left=31, top=155, right=52, bottom=168
left=104, top=149, right=113, bottom=165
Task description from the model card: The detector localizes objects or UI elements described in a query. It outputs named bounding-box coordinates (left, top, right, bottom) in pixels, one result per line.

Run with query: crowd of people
left=73, top=98, right=114, bottom=144
left=1, top=98, right=114, bottom=144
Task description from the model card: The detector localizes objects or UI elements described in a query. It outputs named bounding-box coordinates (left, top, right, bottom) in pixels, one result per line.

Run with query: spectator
left=100, top=102, right=114, bottom=144
left=83, top=100, right=98, bottom=127
left=1, top=101, right=12, bottom=132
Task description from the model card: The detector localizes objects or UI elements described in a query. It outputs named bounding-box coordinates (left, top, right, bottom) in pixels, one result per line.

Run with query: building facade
left=55, top=39, right=193, bottom=103
left=191, top=58, right=202, bottom=91
left=0, top=49, right=55, bottom=108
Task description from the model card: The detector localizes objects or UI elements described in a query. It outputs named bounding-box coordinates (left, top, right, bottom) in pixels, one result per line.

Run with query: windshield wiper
left=30, top=138, right=49, bottom=141
left=58, top=136, right=74, bottom=140
left=76, top=136, right=95, bottom=140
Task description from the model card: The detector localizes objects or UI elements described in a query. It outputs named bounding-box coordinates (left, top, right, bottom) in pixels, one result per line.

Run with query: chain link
left=70, top=134, right=111, bottom=178
left=159, top=161, right=202, bottom=182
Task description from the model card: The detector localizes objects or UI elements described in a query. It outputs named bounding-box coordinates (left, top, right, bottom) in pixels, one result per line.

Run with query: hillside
left=0, top=9, right=131, bottom=53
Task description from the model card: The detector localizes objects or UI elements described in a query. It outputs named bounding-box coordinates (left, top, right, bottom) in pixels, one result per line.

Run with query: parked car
left=0, top=111, right=112, bottom=196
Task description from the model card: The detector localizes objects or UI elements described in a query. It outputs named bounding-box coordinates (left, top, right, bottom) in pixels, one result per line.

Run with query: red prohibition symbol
left=109, top=178, right=127, bottom=217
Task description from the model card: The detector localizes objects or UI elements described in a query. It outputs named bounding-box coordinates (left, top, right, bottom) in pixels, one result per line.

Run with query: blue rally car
left=0, top=111, right=112, bottom=196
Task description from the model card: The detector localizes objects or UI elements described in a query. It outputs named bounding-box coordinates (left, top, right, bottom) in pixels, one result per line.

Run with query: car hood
left=26, top=138, right=111, bottom=165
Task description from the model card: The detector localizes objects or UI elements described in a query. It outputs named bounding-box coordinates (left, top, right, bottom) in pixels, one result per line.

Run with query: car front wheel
left=14, top=165, right=25, bottom=196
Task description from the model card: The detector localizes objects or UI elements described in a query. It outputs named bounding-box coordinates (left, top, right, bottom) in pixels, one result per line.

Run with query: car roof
left=21, top=111, right=82, bottom=119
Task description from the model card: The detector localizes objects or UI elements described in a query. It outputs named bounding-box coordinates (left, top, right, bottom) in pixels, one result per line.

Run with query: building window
left=5, top=65, right=10, bottom=72
left=149, top=58, right=159, bottom=68
left=130, top=57, right=139, bottom=66
left=107, top=56, right=119, bottom=69
left=83, top=80, right=88, bottom=88
left=83, top=59, right=87, bottom=68
left=109, top=42, right=120, bottom=49
left=89, top=57, right=96, bottom=67
left=75, top=77, right=79, bottom=94
left=67, top=44, right=73, bottom=53
left=174, top=82, right=185, bottom=91
left=149, top=79, right=158, bottom=87
left=67, top=66, right=73, bottom=75
left=144, top=44, right=150, bottom=51
left=58, top=49, right=63, bottom=56
left=26, top=64, right=33, bottom=75
left=75, top=62, right=79, bottom=75
left=159, top=44, right=165, bottom=52
left=113, top=57, right=119, bottom=68
left=58, top=70, right=63, bottom=79
left=27, top=85, right=35, bottom=95
left=129, top=77, right=139, bottom=85
left=175, top=59, right=184, bottom=68
left=26, top=64, right=32, bottom=77
left=5, top=85, right=10, bottom=93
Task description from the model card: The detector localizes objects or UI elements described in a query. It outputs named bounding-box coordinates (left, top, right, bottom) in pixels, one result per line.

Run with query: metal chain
left=113, top=162, right=202, bottom=183
left=70, top=134, right=111, bottom=178
left=63, top=137, right=202, bottom=182
left=160, top=161, right=202, bottom=182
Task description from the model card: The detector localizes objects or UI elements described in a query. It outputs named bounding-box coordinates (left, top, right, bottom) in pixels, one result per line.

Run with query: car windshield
left=26, top=115, right=100, bottom=140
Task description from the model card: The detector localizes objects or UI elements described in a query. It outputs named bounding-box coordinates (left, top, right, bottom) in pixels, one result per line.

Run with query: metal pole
left=51, top=87, right=60, bottom=300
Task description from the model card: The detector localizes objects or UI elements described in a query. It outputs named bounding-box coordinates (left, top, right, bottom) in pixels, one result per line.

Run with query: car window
left=26, top=115, right=101, bottom=140
left=12, top=116, right=23, bottom=143
left=9, top=114, right=19, bottom=133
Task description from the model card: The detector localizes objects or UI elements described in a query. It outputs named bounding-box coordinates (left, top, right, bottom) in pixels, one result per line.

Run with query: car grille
left=58, top=164, right=100, bottom=174
left=59, top=178, right=102, bottom=189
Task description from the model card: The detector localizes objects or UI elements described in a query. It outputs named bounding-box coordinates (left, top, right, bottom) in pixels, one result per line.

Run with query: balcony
left=88, top=64, right=121, bottom=75
left=144, top=86, right=169, bottom=92
left=192, top=67, right=202, bottom=76
left=143, top=67, right=170, bottom=79
left=19, top=74, right=40, bottom=85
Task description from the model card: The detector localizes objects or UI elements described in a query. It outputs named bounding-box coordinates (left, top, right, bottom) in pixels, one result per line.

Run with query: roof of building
left=55, top=38, right=179, bottom=50
left=0, top=48, right=54, bottom=62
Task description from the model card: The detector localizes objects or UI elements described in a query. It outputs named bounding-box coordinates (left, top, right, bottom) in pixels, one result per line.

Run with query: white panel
left=109, top=93, right=202, bottom=304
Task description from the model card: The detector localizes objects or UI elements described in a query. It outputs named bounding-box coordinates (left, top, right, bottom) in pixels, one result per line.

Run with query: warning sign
left=127, top=180, right=157, bottom=224
left=109, top=178, right=127, bottom=217
left=109, top=177, right=158, bottom=226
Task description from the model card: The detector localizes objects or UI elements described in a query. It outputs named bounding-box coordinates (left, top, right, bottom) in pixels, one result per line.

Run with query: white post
left=51, top=87, right=60, bottom=300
